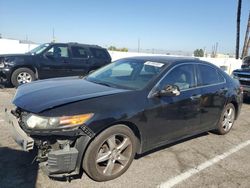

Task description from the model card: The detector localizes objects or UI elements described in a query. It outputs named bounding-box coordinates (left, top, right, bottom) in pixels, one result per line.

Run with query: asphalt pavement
left=0, top=88, right=250, bottom=188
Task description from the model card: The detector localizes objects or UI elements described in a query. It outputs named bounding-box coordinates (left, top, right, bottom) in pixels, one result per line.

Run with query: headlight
left=0, top=62, right=4, bottom=68
left=24, top=113, right=94, bottom=130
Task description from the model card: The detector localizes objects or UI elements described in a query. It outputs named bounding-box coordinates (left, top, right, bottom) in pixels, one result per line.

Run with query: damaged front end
left=5, top=108, right=95, bottom=178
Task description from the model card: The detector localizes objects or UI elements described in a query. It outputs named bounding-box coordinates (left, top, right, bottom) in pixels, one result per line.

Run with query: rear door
left=196, top=64, right=227, bottom=130
left=89, top=48, right=112, bottom=70
left=39, top=44, right=71, bottom=78
left=69, top=45, right=91, bottom=76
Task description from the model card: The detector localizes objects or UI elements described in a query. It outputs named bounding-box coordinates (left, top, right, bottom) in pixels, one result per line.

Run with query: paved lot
left=0, top=88, right=250, bottom=188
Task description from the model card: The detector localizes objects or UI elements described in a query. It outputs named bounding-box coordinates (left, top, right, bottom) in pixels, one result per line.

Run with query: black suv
left=0, top=43, right=111, bottom=87
left=232, top=56, right=250, bottom=97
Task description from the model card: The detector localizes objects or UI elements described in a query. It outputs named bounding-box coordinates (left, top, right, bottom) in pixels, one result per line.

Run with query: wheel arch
left=229, top=100, right=239, bottom=120
left=116, top=121, right=143, bottom=154
left=11, top=65, right=38, bottom=79
left=92, top=121, right=143, bottom=155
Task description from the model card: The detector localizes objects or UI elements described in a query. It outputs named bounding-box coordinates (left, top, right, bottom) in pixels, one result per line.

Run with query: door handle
left=190, top=94, right=201, bottom=100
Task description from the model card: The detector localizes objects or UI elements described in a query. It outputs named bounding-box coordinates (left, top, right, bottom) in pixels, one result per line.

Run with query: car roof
left=121, top=56, right=200, bottom=64
left=49, top=42, right=104, bottom=49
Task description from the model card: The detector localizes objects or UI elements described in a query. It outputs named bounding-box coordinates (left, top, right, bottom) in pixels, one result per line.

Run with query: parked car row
left=0, top=42, right=111, bottom=87
left=5, top=56, right=243, bottom=182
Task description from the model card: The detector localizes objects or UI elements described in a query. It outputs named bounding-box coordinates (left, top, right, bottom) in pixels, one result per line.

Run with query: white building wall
left=0, top=38, right=242, bottom=74
left=0, top=38, right=38, bottom=54
left=109, top=51, right=242, bottom=74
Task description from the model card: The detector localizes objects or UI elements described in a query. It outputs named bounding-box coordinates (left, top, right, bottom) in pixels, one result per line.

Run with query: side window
left=71, top=46, right=88, bottom=58
left=47, top=45, right=69, bottom=58
left=90, top=48, right=109, bottom=59
left=159, top=64, right=196, bottom=91
left=218, top=72, right=225, bottom=83
left=197, top=65, right=224, bottom=86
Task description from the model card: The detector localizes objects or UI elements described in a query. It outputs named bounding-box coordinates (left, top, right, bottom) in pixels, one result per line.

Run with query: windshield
left=27, top=43, right=49, bottom=55
left=86, top=59, right=166, bottom=90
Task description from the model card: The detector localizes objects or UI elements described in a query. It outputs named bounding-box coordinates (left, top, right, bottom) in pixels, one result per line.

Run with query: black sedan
left=5, top=56, right=243, bottom=182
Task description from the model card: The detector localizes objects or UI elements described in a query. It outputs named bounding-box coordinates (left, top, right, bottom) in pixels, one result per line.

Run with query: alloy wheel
left=96, top=134, right=132, bottom=176
left=17, top=72, right=32, bottom=84
left=222, top=107, right=235, bottom=132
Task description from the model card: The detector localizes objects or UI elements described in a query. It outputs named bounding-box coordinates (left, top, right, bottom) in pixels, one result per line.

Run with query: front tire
left=216, top=103, right=236, bottom=135
left=11, top=68, right=35, bottom=87
left=83, top=125, right=137, bottom=182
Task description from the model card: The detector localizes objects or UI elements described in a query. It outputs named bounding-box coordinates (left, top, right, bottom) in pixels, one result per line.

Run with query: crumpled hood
left=13, top=77, right=129, bottom=113
left=0, top=54, right=32, bottom=64
left=0, top=54, right=30, bottom=57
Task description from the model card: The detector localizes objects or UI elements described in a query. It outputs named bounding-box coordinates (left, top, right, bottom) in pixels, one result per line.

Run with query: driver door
left=39, top=44, right=71, bottom=79
left=145, top=63, right=202, bottom=148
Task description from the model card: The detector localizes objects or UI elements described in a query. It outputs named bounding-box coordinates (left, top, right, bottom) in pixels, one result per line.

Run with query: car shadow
left=135, top=132, right=208, bottom=159
left=0, top=83, right=14, bottom=89
left=0, top=147, right=39, bottom=188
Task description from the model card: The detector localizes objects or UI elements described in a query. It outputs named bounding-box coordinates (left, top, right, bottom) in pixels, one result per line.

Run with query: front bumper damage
left=0, top=68, right=11, bottom=86
left=5, top=109, right=34, bottom=151
left=4, top=109, right=94, bottom=178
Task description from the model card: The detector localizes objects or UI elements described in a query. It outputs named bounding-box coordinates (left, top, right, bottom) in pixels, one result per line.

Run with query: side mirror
left=154, top=85, right=180, bottom=97
left=88, top=70, right=95, bottom=74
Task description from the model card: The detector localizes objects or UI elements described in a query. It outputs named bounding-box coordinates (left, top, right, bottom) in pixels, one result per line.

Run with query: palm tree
left=236, top=0, right=242, bottom=59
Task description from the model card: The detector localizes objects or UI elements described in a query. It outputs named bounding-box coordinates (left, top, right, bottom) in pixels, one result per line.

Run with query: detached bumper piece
left=46, top=147, right=79, bottom=175
left=5, top=109, right=34, bottom=151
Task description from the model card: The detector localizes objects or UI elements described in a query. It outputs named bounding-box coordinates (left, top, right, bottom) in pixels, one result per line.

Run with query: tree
left=108, top=46, right=128, bottom=52
left=108, top=46, right=117, bottom=51
left=193, top=49, right=204, bottom=57
left=120, top=48, right=128, bottom=52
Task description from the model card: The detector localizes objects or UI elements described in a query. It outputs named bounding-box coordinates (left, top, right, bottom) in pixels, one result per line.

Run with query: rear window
left=90, top=48, right=109, bottom=59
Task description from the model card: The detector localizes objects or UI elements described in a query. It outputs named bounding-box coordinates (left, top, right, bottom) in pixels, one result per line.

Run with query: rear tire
left=83, top=125, right=137, bottom=182
left=11, top=68, right=35, bottom=87
left=215, top=103, right=236, bottom=135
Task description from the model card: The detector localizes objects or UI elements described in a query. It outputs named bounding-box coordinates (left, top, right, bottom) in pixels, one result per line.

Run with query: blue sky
left=0, top=0, right=249, bottom=54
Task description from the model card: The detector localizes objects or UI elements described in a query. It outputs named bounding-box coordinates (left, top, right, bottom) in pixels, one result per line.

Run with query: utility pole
left=212, top=45, right=215, bottom=58
left=242, top=12, right=250, bottom=58
left=203, top=46, right=206, bottom=57
left=137, top=38, right=140, bottom=53
left=52, top=28, right=55, bottom=43
left=236, top=0, right=242, bottom=59
left=215, top=42, right=218, bottom=57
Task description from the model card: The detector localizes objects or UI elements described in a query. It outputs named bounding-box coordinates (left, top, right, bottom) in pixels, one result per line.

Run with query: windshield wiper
left=97, top=82, right=112, bottom=87
left=90, top=80, right=113, bottom=87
